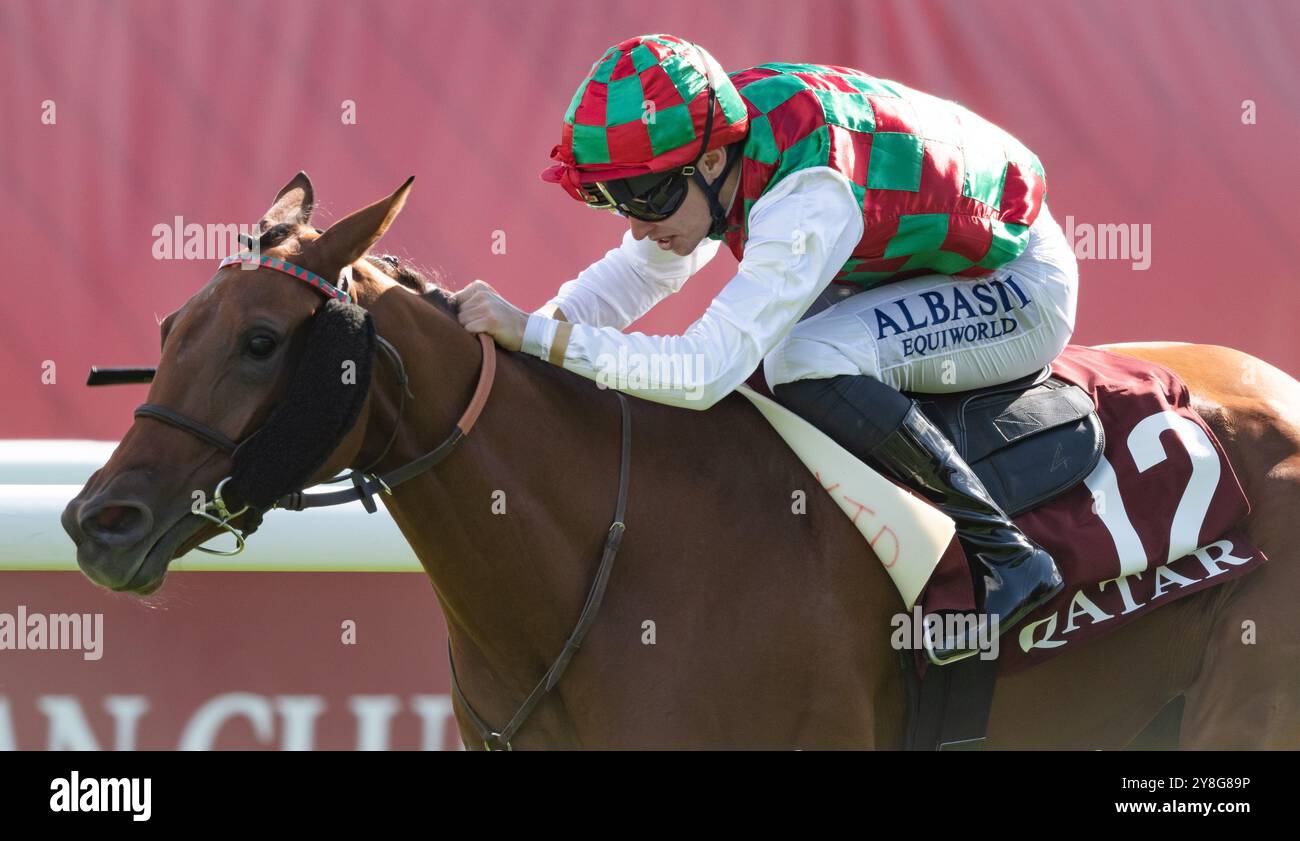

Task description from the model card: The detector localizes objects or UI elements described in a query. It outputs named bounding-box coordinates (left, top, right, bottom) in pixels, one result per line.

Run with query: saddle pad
left=918, top=345, right=1268, bottom=673
left=913, top=375, right=1103, bottom=515
left=737, top=385, right=956, bottom=609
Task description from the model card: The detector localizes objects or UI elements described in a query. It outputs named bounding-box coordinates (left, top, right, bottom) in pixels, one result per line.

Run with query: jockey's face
left=626, top=147, right=737, bottom=257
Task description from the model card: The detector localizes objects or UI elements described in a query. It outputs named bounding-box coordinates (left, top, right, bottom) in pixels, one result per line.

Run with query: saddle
left=789, top=284, right=1104, bottom=516
left=905, top=368, right=1104, bottom=516
left=900, top=366, right=1103, bottom=750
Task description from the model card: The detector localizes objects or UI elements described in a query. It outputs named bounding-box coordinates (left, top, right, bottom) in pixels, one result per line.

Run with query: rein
left=453, top=391, right=630, bottom=751
left=88, top=252, right=634, bottom=749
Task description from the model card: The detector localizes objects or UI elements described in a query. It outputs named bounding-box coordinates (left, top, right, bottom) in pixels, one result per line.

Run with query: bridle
left=88, top=250, right=633, bottom=750
left=94, top=252, right=496, bottom=556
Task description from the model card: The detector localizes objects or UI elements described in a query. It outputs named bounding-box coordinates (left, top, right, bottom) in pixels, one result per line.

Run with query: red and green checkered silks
left=542, top=35, right=749, bottom=194
left=721, top=64, right=1048, bottom=288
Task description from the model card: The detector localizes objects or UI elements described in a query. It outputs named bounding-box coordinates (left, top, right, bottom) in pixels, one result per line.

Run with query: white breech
left=764, top=203, right=1079, bottom=394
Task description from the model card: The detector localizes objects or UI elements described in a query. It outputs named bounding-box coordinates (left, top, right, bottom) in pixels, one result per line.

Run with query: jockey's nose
left=628, top=217, right=655, bottom=240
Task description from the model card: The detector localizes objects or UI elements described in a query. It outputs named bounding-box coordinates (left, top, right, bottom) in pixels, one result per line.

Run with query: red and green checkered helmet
left=541, top=35, right=749, bottom=201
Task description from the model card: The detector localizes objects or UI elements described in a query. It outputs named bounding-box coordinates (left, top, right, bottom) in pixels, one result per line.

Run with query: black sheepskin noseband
left=226, top=298, right=377, bottom=516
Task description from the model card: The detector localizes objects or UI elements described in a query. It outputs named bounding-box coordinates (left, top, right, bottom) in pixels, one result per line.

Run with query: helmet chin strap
left=684, top=85, right=743, bottom=238
left=691, top=146, right=741, bottom=238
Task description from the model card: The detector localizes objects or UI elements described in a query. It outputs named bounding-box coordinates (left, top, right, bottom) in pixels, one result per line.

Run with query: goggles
left=579, top=87, right=720, bottom=223
left=580, top=166, right=696, bottom=221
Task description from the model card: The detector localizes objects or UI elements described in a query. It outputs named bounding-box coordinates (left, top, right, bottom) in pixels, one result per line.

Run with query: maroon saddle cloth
left=914, top=344, right=1266, bottom=673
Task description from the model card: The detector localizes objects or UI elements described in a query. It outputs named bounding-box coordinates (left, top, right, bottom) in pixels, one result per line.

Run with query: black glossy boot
left=872, top=405, right=1063, bottom=662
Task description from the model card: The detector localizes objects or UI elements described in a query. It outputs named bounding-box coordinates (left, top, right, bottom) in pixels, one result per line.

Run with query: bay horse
left=63, top=175, right=1300, bottom=749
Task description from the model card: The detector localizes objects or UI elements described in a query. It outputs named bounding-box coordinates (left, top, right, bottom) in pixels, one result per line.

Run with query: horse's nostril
left=80, top=501, right=153, bottom=544
left=93, top=506, right=131, bottom=531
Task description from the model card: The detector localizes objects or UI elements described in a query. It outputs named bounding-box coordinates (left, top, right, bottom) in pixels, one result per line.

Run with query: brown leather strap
left=458, top=333, right=496, bottom=434
left=134, top=404, right=239, bottom=453
left=280, top=334, right=497, bottom=511
left=449, top=390, right=632, bottom=750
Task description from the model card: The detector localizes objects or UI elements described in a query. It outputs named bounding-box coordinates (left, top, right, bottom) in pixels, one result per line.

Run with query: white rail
left=0, top=441, right=423, bottom=572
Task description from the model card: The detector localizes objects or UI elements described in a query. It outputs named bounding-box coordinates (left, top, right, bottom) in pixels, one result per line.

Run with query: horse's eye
left=247, top=335, right=277, bottom=359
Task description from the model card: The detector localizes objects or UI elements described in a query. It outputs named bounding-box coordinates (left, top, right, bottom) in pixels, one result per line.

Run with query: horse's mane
left=270, top=224, right=574, bottom=390
left=363, top=253, right=457, bottom=317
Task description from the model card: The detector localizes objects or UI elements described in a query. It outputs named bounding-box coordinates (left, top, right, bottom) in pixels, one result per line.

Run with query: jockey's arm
left=521, top=168, right=864, bottom=409
left=533, top=229, right=722, bottom=329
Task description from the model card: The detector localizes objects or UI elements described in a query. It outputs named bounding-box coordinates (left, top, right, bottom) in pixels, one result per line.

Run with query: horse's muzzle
left=62, top=471, right=192, bottom=593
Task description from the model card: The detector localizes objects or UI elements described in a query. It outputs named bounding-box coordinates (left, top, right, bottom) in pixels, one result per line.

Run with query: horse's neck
left=359, top=285, right=618, bottom=702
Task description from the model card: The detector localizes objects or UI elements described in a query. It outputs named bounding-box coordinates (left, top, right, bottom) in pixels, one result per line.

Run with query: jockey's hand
left=452, top=279, right=527, bottom=352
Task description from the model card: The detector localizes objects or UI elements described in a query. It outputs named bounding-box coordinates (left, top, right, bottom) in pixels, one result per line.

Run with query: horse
left=62, top=174, right=1300, bottom=749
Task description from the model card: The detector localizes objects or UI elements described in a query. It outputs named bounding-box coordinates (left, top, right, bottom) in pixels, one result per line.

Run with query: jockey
left=453, top=34, right=1076, bottom=660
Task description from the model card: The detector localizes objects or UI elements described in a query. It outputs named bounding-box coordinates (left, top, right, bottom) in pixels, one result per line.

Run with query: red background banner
left=2, top=0, right=1297, bottom=749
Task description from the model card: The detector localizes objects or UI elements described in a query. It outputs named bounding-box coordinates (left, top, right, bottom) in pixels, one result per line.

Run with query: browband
left=219, top=252, right=354, bottom=303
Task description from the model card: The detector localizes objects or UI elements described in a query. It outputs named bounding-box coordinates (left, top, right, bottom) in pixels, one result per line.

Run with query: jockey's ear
left=699, top=147, right=728, bottom=181
left=307, top=176, right=414, bottom=278
left=259, top=171, right=315, bottom=231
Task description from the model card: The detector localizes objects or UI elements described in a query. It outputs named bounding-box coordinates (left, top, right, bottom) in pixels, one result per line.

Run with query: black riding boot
left=773, top=375, right=1063, bottom=663
left=873, top=404, right=1063, bottom=660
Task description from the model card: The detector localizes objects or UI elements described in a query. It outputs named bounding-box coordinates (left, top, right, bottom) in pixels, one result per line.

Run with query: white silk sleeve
left=548, top=167, right=864, bottom=409
left=545, top=229, right=721, bottom=329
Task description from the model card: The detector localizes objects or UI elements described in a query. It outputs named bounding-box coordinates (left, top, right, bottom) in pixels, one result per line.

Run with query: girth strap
left=448, top=390, right=632, bottom=751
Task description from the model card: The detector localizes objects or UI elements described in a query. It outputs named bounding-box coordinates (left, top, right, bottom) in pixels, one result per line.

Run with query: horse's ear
left=259, top=171, right=315, bottom=231
left=309, top=176, right=414, bottom=274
